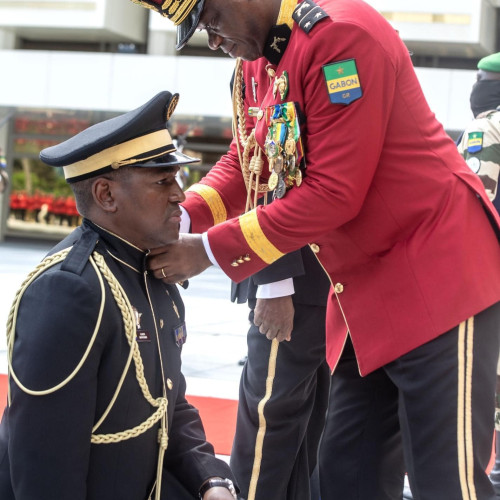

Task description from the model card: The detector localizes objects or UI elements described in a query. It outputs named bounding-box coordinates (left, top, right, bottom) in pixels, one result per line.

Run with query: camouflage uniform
left=458, top=107, right=500, bottom=215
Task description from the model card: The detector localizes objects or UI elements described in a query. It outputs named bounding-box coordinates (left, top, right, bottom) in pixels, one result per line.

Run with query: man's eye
left=157, top=178, right=174, bottom=185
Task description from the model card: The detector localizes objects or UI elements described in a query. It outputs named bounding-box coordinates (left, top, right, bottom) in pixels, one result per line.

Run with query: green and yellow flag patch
left=323, top=59, right=362, bottom=105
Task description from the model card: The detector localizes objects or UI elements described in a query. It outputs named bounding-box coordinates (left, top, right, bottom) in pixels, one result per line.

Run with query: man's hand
left=253, top=296, right=294, bottom=342
left=202, top=486, right=236, bottom=499
left=148, top=233, right=212, bottom=283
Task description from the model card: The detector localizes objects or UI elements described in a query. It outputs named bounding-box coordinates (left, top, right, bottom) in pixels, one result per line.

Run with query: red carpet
left=187, top=395, right=238, bottom=456
left=0, top=374, right=7, bottom=410
left=0, top=375, right=237, bottom=456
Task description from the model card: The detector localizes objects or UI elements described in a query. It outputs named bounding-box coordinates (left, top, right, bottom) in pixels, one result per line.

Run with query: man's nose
left=207, top=32, right=223, bottom=51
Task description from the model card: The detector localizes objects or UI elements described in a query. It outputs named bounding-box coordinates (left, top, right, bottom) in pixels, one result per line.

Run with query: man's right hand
left=148, top=233, right=212, bottom=283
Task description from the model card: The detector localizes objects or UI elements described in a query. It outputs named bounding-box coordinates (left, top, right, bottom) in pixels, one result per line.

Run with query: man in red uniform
left=135, top=0, right=500, bottom=497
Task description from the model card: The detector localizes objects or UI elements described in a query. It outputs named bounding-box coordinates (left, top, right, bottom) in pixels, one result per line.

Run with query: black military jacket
left=0, top=220, right=233, bottom=499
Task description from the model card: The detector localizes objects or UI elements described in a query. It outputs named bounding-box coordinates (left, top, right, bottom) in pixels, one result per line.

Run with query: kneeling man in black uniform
left=0, top=91, right=237, bottom=500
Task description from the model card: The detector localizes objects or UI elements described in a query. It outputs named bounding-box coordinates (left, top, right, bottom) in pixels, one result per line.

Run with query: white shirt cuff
left=256, top=279, right=295, bottom=299
left=202, top=232, right=219, bottom=268
left=179, top=205, right=191, bottom=233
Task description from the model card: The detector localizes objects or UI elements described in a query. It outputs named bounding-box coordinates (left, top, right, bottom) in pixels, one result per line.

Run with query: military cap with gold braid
left=40, top=91, right=199, bottom=183
left=130, top=0, right=205, bottom=50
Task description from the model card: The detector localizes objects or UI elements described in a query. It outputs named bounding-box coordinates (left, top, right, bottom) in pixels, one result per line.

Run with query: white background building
left=0, top=0, right=499, bottom=239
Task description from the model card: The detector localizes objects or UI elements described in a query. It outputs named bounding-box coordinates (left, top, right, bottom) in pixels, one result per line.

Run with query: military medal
left=266, top=139, right=279, bottom=158
left=275, top=173, right=287, bottom=199
left=295, top=168, right=303, bottom=186
left=264, top=99, right=305, bottom=198
left=285, top=137, right=296, bottom=156
left=268, top=171, right=279, bottom=190
left=273, top=71, right=289, bottom=100
left=274, top=155, right=284, bottom=172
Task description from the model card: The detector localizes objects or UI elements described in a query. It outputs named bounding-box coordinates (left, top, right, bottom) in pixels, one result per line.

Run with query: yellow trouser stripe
left=239, top=210, right=284, bottom=264
left=187, top=185, right=227, bottom=225
left=247, top=339, right=280, bottom=500
left=457, top=316, right=477, bottom=500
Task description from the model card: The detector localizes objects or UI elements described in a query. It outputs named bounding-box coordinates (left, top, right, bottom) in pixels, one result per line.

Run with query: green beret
left=477, top=52, right=500, bottom=73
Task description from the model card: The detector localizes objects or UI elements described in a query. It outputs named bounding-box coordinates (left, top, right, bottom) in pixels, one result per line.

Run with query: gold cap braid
left=170, top=0, right=198, bottom=24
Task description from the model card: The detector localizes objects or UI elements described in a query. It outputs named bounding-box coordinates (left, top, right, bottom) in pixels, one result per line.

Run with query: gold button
left=167, top=378, right=173, bottom=390
left=231, top=260, right=239, bottom=267
left=237, top=256, right=245, bottom=264
left=334, top=283, right=344, bottom=294
left=310, top=243, right=320, bottom=253
left=160, top=319, right=164, bottom=329
left=243, top=254, right=251, bottom=261
left=257, top=109, right=264, bottom=120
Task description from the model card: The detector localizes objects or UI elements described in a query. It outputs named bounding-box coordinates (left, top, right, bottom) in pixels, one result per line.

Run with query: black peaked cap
left=40, top=91, right=199, bottom=183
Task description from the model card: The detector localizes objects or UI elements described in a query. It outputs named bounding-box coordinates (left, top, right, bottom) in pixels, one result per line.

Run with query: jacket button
left=167, top=379, right=173, bottom=390
left=231, top=260, right=239, bottom=267
left=310, top=243, right=320, bottom=253
left=334, top=283, right=344, bottom=294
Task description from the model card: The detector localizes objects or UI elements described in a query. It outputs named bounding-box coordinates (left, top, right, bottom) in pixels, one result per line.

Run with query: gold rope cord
left=5, top=249, right=168, bottom=447
left=232, top=57, right=269, bottom=211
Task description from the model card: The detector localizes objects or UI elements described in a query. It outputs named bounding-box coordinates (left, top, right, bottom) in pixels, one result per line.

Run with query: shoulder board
left=293, top=1, right=329, bottom=34
left=60, top=226, right=99, bottom=275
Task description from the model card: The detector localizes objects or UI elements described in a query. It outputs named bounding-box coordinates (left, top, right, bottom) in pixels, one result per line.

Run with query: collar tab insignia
left=263, top=24, right=291, bottom=65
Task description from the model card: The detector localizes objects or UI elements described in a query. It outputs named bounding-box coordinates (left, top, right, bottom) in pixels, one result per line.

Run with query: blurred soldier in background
left=458, top=51, right=500, bottom=497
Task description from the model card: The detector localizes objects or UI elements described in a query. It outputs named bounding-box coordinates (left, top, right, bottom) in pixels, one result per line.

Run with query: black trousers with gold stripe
left=320, top=301, right=500, bottom=500
left=230, top=302, right=330, bottom=500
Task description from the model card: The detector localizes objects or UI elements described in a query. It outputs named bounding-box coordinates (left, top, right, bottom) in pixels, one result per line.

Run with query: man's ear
left=92, top=178, right=118, bottom=213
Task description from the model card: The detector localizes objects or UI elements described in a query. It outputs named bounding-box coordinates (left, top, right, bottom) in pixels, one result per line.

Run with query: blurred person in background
left=458, top=51, right=500, bottom=498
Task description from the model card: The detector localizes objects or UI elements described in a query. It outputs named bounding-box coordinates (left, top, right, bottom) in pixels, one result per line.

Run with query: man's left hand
left=253, top=295, right=294, bottom=342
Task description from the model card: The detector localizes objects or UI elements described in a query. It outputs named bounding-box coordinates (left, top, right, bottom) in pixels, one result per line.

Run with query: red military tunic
left=185, top=0, right=500, bottom=375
